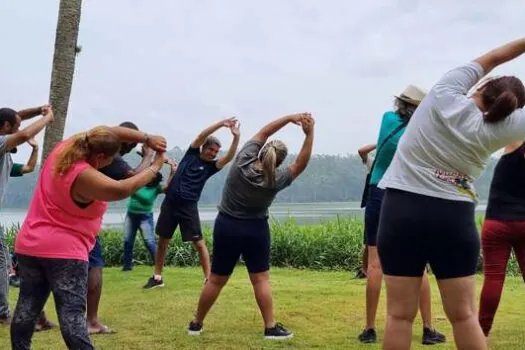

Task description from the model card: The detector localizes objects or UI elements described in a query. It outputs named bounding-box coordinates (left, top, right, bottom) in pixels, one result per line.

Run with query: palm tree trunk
left=42, top=0, right=83, bottom=162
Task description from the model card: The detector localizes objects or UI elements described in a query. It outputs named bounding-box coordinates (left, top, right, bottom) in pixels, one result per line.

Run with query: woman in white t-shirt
left=377, top=38, right=525, bottom=349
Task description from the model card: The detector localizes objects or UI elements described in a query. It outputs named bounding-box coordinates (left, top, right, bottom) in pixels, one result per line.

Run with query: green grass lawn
left=1, top=267, right=524, bottom=349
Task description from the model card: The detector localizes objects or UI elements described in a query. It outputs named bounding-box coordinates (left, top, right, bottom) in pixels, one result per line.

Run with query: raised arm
left=252, top=113, right=307, bottom=143
left=357, top=144, right=376, bottom=164
left=20, top=138, right=39, bottom=174
left=288, top=116, right=315, bottom=180
left=162, top=159, right=178, bottom=193
left=216, top=121, right=240, bottom=169
left=5, top=106, right=54, bottom=151
left=73, top=152, right=167, bottom=202
left=191, top=117, right=237, bottom=149
left=108, top=126, right=167, bottom=152
left=17, top=105, right=48, bottom=121
left=475, top=38, right=525, bottom=74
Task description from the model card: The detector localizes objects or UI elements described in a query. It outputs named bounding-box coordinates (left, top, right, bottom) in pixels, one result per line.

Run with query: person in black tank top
left=479, top=141, right=525, bottom=337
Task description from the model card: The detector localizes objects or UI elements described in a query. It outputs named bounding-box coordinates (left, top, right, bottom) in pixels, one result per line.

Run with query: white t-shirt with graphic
left=379, top=62, right=525, bottom=203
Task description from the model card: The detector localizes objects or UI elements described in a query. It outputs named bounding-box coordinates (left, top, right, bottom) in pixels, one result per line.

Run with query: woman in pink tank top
left=10, top=126, right=166, bottom=350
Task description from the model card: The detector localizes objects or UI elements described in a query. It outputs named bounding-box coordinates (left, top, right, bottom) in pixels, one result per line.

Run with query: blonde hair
left=55, top=126, right=121, bottom=175
left=259, top=140, right=288, bottom=187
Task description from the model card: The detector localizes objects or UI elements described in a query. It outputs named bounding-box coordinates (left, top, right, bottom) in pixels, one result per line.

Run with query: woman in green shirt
left=123, top=159, right=176, bottom=271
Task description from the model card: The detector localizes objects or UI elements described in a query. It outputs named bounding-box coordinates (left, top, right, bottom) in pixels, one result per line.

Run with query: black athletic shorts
left=377, top=188, right=480, bottom=280
left=156, top=197, right=202, bottom=242
left=211, top=212, right=271, bottom=276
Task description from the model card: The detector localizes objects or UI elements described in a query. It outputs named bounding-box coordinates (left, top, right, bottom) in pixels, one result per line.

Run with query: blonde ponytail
left=55, top=126, right=121, bottom=175
left=259, top=140, right=288, bottom=187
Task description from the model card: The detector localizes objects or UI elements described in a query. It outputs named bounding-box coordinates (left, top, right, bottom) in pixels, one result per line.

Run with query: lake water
left=0, top=202, right=488, bottom=228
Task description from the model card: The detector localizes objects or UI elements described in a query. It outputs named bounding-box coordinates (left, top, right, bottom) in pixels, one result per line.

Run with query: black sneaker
left=422, top=327, right=446, bottom=345
left=143, top=276, right=164, bottom=289
left=9, top=275, right=20, bottom=288
left=264, top=322, right=293, bottom=340
left=187, top=321, right=203, bottom=336
left=354, top=269, right=367, bottom=279
left=358, top=328, right=377, bottom=343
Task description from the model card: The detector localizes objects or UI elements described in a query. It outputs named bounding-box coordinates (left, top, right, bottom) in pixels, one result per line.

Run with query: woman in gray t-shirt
left=377, top=38, right=525, bottom=349
left=187, top=113, right=315, bottom=340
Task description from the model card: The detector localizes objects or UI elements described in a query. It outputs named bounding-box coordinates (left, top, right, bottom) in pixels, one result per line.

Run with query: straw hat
left=395, top=85, right=427, bottom=106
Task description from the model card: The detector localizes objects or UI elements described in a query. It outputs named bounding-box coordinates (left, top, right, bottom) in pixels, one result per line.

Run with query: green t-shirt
left=127, top=185, right=163, bottom=214
left=370, top=111, right=406, bottom=185
left=10, top=163, right=24, bottom=177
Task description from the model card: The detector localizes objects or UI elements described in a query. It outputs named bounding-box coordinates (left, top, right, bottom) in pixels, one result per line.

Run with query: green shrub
left=3, top=216, right=520, bottom=275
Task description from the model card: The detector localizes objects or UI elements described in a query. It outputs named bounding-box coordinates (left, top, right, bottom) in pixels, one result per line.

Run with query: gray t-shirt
left=218, top=140, right=293, bottom=219
left=379, top=62, right=525, bottom=203
left=0, top=136, right=13, bottom=209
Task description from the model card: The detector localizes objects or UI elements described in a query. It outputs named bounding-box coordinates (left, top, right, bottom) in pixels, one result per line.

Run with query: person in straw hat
left=357, top=85, right=446, bottom=345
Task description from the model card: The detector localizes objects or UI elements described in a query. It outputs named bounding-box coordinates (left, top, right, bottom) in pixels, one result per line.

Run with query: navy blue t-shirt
left=99, top=155, right=133, bottom=180
left=166, top=146, right=220, bottom=202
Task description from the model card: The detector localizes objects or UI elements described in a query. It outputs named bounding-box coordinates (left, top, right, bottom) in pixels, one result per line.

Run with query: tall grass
left=2, top=216, right=521, bottom=274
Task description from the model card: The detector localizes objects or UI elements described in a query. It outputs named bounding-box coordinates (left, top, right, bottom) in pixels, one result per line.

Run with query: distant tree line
left=3, top=146, right=498, bottom=209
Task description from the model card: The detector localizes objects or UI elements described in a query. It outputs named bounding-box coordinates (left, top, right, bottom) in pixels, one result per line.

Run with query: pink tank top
left=15, top=141, right=108, bottom=261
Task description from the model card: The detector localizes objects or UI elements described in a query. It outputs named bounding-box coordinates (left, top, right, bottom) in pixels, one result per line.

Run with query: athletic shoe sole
left=264, top=333, right=294, bottom=340
left=144, top=283, right=165, bottom=290
left=188, top=329, right=203, bottom=336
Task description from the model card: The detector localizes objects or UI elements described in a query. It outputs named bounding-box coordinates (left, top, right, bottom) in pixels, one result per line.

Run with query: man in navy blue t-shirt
left=143, top=117, right=240, bottom=289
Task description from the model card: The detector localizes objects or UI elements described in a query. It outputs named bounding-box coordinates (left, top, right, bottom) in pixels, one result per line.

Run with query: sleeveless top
left=15, top=141, right=108, bottom=261
left=485, top=142, right=525, bottom=220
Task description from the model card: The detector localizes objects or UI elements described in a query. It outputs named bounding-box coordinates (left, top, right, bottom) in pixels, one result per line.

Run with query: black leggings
left=11, top=255, right=93, bottom=350
left=377, top=188, right=480, bottom=279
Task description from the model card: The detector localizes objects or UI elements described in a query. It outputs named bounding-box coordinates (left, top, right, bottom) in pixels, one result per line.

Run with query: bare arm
left=162, top=160, right=178, bottom=193
left=108, top=126, right=167, bottom=152
left=72, top=152, right=166, bottom=202
left=357, top=144, right=376, bottom=164
left=216, top=122, right=240, bottom=169
left=191, top=117, right=237, bottom=149
left=128, top=145, right=154, bottom=177
left=17, top=105, right=48, bottom=121
left=5, top=108, right=54, bottom=152
left=475, top=38, right=525, bottom=74
left=252, top=113, right=307, bottom=143
left=289, top=116, right=315, bottom=180
left=21, top=139, right=39, bottom=174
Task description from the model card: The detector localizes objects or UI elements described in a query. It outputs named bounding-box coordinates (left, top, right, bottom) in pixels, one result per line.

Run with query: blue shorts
left=88, top=236, right=104, bottom=269
left=364, top=185, right=385, bottom=247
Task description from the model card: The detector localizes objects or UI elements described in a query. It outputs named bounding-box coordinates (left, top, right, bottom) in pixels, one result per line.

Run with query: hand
left=142, top=145, right=154, bottom=158
left=287, top=112, right=311, bottom=125
left=229, top=121, right=240, bottom=137
left=40, top=104, right=51, bottom=115
left=42, top=106, right=54, bottom=122
left=152, top=152, right=167, bottom=168
left=221, top=117, right=238, bottom=128
left=146, top=134, right=167, bottom=152
left=301, top=115, right=315, bottom=135
left=167, top=158, right=178, bottom=171
left=27, top=138, right=38, bottom=148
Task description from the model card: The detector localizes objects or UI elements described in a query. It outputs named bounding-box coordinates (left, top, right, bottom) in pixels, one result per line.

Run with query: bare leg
left=383, top=275, right=422, bottom=350
left=419, top=271, right=432, bottom=328
left=86, top=267, right=105, bottom=332
left=192, top=239, right=211, bottom=280
left=365, top=247, right=382, bottom=329
left=249, top=271, right=275, bottom=328
left=154, top=238, right=171, bottom=276
left=194, top=273, right=229, bottom=324
left=438, top=276, right=486, bottom=349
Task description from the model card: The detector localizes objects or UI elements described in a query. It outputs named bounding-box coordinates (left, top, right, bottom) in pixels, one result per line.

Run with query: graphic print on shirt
left=434, top=169, right=477, bottom=200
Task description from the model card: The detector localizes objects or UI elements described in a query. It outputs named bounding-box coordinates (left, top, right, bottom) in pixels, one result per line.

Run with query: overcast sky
left=1, top=0, right=525, bottom=162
